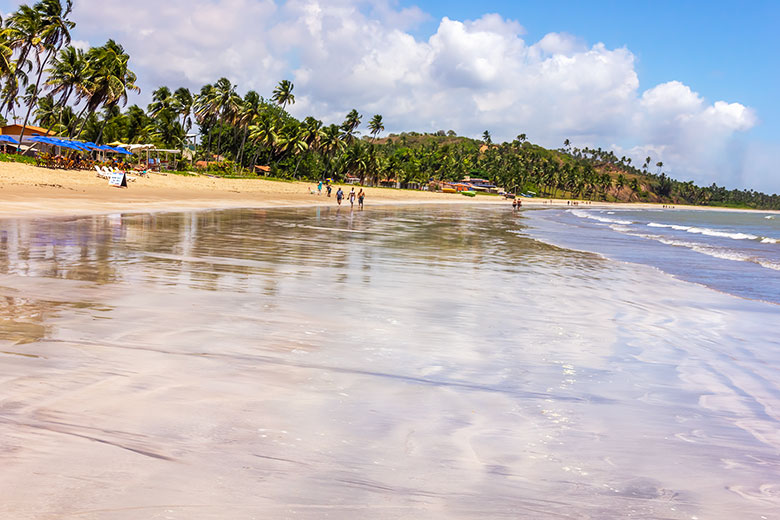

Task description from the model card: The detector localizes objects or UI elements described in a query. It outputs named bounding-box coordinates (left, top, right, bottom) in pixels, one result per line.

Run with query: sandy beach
left=0, top=162, right=507, bottom=218
left=3, top=162, right=776, bottom=221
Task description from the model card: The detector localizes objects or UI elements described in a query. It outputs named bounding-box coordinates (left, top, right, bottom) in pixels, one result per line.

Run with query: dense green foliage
left=0, top=1, right=778, bottom=209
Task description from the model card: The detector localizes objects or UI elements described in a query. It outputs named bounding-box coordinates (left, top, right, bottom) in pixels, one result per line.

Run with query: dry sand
left=0, top=162, right=771, bottom=219
left=0, top=162, right=506, bottom=219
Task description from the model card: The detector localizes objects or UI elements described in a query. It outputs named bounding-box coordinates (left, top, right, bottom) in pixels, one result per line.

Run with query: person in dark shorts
left=358, top=189, right=365, bottom=209
left=336, top=187, right=343, bottom=205
left=327, top=184, right=332, bottom=197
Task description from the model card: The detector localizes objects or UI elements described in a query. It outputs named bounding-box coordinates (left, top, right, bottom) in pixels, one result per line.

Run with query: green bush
left=0, top=153, right=37, bottom=165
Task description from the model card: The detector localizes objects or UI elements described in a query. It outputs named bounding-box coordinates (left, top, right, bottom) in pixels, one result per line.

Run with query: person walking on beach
left=327, top=183, right=332, bottom=197
left=317, top=180, right=323, bottom=195
left=358, top=189, right=365, bottom=210
left=336, top=187, right=344, bottom=205
left=348, top=188, right=356, bottom=208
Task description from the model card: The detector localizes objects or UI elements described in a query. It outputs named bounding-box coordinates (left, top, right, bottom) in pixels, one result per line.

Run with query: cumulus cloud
left=68, top=0, right=770, bottom=191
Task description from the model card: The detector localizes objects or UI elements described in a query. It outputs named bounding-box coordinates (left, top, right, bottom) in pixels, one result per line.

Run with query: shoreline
left=1, top=162, right=777, bottom=219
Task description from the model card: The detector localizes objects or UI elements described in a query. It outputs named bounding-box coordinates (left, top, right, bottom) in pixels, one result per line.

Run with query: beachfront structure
left=460, top=176, right=497, bottom=191
left=0, top=124, right=57, bottom=141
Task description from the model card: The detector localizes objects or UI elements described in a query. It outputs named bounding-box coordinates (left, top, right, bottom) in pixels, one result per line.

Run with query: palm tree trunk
left=18, top=47, right=56, bottom=152
left=72, top=104, right=91, bottom=139
left=236, top=127, right=249, bottom=168
left=45, top=91, right=73, bottom=136
left=95, top=114, right=111, bottom=145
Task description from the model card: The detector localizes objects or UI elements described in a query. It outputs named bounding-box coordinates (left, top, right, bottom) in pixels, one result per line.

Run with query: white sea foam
left=686, top=227, right=759, bottom=240
left=761, top=237, right=778, bottom=244
left=652, top=237, right=780, bottom=271
left=647, top=222, right=691, bottom=231
left=766, top=215, right=775, bottom=220
left=610, top=225, right=632, bottom=233
left=571, top=209, right=633, bottom=225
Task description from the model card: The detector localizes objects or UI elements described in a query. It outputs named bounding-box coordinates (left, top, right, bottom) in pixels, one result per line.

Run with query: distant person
left=517, top=199, right=522, bottom=207
left=327, top=183, right=332, bottom=197
left=512, top=199, right=517, bottom=209
left=348, top=188, right=356, bottom=208
left=318, top=180, right=323, bottom=195
left=358, top=189, right=365, bottom=209
left=336, top=187, right=344, bottom=205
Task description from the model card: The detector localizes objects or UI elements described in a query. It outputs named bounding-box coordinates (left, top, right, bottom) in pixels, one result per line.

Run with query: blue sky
left=408, top=0, right=780, bottom=140
left=1, top=0, right=778, bottom=192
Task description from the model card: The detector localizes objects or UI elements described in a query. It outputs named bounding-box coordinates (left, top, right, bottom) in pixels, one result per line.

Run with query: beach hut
left=0, top=124, right=56, bottom=141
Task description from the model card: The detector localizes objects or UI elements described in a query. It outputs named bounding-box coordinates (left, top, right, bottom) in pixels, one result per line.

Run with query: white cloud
left=68, top=0, right=772, bottom=192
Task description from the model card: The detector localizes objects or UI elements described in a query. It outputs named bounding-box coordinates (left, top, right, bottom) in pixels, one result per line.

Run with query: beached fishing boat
left=462, top=190, right=477, bottom=197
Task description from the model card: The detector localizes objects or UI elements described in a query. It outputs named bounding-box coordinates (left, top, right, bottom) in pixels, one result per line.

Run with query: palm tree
left=77, top=39, right=139, bottom=141
left=147, top=86, right=173, bottom=118
left=8, top=0, right=74, bottom=147
left=248, top=112, right=279, bottom=170
left=34, top=92, right=57, bottom=127
left=341, top=109, right=361, bottom=144
left=172, top=87, right=193, bottom=133
left=210, top=77, right=240, bottom=161
left=0, top=16, right=14, bottom=79
left=272, top=79, right=295, bottom=111
left=194, top=83, right=217, bottom=162
left=235, top=90, right=262, bottom=167
left=319, top=123, right=344, bottom=180
left=482, top=130, right=491, bottom=145
left=44, top=44, right=86, bottom=132
left=368, top=114, right=384, bottom=142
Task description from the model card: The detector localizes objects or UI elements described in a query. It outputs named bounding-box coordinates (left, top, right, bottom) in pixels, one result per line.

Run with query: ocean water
left=525, top=207, right=780, bottom=304
left=0, top=205, right=778, bottom=519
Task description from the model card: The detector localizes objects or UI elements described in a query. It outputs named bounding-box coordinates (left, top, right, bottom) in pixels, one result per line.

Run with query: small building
left=0, top=124, right=56, bottom=140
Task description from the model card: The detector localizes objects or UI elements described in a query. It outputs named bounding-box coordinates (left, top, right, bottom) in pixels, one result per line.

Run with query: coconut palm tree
left=44, top=44, right=86, bottom=132
left=319, top=123, right=344, bottom=180
left=8, top=0, right=74, bottom=146
left=0, top=16, right=14, bottom=79
left=482, top=130, right=491, bottom=145
left=341, top=109, right=361, bottom=144
left=172, top=87, right=193, bottom=133
left=368, top=114, right=384, bottom=142
left=194, top=83, right=217, bottom=160
left=248, top=112, right=279, bottom=168
left=272, top=79, right=294, bottom=111
left=147, top=86, right=173, bottom=118
left=77, top=39, right=139, bottom=142
left=33, top=92, right=57, bottom=127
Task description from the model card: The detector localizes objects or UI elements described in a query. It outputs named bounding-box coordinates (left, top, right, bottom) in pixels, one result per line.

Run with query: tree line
left=0, top=0, right=777, bottom=210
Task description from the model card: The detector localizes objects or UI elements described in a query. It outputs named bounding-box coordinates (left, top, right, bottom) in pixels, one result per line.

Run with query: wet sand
left=1, top=206, right=778, bottom=519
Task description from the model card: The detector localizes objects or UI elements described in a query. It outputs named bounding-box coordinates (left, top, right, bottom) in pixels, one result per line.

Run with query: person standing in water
left=358, top=189, right=365, bottom=210
left=348, top=188, right=356, bottom=208
left=336, top=187, right=344, bottom=205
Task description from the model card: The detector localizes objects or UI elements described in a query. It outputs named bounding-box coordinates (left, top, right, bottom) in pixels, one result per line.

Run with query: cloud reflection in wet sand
left=0, top=206, right=778, bottom=519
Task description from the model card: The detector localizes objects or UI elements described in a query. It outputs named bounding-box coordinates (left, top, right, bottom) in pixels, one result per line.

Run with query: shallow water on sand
left=0, top=206, right=778, bottom=519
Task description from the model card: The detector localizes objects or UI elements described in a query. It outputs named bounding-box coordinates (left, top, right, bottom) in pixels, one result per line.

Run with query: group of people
left=511, top=198, right=522, bottom=209
left=313, top=181, right=365, bottom=209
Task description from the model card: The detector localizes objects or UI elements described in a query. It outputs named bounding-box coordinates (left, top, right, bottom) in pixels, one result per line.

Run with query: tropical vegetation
left=0, top=0, right=778, bottom=210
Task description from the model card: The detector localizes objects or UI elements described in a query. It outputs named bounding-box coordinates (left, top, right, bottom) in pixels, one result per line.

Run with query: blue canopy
left=27, top=135, right=53, bottom=143
left=0, top=135, right=19, bottom=144
left=107, top=146, right=133, bottom=155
